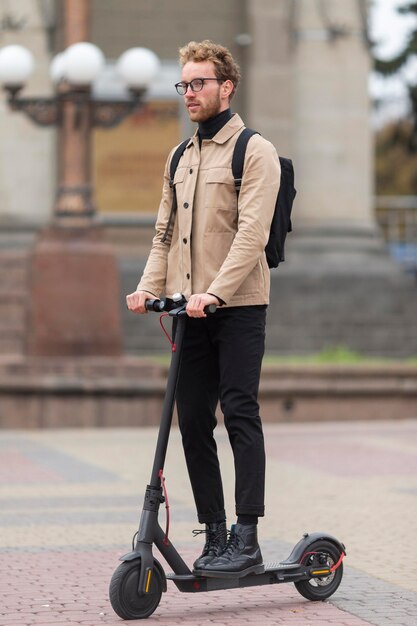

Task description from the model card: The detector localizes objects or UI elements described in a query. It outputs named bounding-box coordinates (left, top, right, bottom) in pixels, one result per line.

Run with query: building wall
left=90, top=0, right=248, bottom=119
left=0, top=0, right=373, bottom=232
left=0, top=0, right=55, bottom=224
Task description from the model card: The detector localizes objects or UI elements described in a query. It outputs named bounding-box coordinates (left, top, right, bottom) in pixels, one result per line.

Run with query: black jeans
left=176, top=305, right=267, bottom=524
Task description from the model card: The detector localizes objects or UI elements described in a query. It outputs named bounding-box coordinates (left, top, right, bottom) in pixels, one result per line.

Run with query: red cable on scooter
left=159, top=314, right=176, bottom=351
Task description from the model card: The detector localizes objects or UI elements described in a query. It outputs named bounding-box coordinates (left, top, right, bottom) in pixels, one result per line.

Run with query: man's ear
left=221, top=79, right=234, bottom=100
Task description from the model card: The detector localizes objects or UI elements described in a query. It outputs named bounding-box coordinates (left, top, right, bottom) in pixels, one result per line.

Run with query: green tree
left=374, top=2, right=417, bottom=151
left=375, top=119, right=417, bottom=193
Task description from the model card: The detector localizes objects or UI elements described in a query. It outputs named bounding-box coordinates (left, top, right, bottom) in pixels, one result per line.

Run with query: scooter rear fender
left=281, top=532, right=346, bottom=566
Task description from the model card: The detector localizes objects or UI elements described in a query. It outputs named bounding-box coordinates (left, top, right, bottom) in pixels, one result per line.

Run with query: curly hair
left=179, top=40, right=241, bottom=99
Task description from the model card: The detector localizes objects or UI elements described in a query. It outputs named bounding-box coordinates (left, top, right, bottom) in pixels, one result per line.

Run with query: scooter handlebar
left=145, top=299, right=166, bottom=312
left=145, top=299, right=217, bottom=315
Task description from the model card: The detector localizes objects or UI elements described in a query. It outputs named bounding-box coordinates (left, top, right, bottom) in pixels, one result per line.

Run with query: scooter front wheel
left=109, top=558, right=163, bottom=620
left=294, top=539, right=343, bottom=601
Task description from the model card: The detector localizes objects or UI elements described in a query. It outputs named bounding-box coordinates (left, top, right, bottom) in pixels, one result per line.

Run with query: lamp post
left=0, top=40, right=160, bottom=356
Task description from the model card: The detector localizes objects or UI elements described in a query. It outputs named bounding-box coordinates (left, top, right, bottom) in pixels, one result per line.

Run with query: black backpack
left=162, top=128, right=296, bottom=268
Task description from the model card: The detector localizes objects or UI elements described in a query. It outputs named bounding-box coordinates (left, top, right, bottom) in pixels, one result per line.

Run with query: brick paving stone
left=0, top=422, right=416, bottom=625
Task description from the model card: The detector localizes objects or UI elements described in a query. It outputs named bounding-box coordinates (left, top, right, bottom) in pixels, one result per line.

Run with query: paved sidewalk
left=0, top=419, right=416, bottom=625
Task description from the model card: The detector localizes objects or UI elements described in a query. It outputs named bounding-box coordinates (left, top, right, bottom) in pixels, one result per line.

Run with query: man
left=126, top=40, right=280, bottom=578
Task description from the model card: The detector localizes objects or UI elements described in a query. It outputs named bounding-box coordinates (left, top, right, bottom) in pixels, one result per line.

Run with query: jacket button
left=183, top=237, right=187, bottom=244
left=186, top=273, right=190, bottom=279
left=189, top=169, right=193, bottom=174
left=183, top=202, right=189, bottom=208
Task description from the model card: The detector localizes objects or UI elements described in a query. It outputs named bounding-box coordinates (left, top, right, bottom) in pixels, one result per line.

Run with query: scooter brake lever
left=169, top=303, right=217, bottom=317
left=168, top=305, right=187, bottom=317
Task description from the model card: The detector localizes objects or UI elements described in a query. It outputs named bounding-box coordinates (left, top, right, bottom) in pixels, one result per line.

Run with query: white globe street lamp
left=49, top=52, right=66, bottom=85
left=0, top=41, right=161, bottom=128
left=64, top=41, right=106, bottom=85
left=116, top=47, right=160, bottom=90
left=0, top=44, right=34, bottom=88
left=0, top=42, right=160, bottom=96
left=0, top=40, right=161, bottom=207
left=0, top=38, right=163, bottom=357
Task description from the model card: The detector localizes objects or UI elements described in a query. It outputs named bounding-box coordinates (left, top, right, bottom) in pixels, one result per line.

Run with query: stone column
left=55, top=0, right=94, bottom=217
left=26, top=0, right=122, bottom=356
left=292, top=0, right=374, bottom=233
left=245, top=0, right=417, bottom=356
left=246, top=0, right=294, bottom=155
left=0, top=0, right=54, bottom=225
left=247, top=0, right=375, bottom=234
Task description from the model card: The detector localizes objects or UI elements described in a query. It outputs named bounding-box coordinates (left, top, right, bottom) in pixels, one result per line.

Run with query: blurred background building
left=0, top=0, right=416, bottom=426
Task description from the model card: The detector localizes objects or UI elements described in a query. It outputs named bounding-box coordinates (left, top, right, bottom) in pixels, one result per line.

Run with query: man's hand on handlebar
left=186, top=293, right=220, bottom=318
left=126, top=291, right=219, bottom=317
left=126, top=290, right=154, bottom=314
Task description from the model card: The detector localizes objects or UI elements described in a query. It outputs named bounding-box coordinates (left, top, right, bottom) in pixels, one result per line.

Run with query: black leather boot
left=200, top=523, right=264, bottom=578
left=192, top=521, right=227, bottom=572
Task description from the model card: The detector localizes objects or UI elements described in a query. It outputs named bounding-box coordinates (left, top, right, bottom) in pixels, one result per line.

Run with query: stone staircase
left=0, top=229, right=416, bottom=428
left=119, top=234, right=417, bottom=358
left=0, top=246, right=31, bottom=356
left=3, top=229, right=414, bottom=359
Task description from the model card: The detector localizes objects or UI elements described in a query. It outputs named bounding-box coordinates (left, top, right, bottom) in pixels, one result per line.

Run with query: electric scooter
left=109, top=296, right=346, bottom=620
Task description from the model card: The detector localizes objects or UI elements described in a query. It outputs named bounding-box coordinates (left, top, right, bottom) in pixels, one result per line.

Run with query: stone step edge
left=0, top=372, right=416, bottom=396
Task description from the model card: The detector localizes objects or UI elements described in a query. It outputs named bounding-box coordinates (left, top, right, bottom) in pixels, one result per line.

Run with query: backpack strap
left=232, top=128, right=260, bottom=195
left=169, top=138, right=190, bottom=183
left=161, top=138, right=190, bottom=243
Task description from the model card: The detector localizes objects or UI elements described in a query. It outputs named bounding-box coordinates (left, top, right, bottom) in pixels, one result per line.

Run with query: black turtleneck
left=198, top=108, right=233, bottom=145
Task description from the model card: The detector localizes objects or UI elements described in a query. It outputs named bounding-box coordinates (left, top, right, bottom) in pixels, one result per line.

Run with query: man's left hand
left=186, top=293, right=220, bottom=318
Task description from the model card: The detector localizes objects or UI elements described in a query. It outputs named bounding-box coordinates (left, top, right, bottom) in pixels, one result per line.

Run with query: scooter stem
left=134, top=312, right=187, bottom=595
left=150, top=312, right=187, bottom=486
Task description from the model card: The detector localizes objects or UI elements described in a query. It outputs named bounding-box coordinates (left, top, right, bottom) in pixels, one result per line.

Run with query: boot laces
left=192, top=528, right=223, bottom=555
left=222, top=528, right=245, bottom=556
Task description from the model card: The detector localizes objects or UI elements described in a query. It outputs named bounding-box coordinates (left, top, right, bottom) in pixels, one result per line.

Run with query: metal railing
left=375, top=196, right=417, bottom=274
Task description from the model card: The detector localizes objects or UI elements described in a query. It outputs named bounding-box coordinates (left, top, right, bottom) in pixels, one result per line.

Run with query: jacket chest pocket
left=172, top=167, right=190, bottom=231
left=173, top=166, right=187, bottom=190
left=204, top=168, right=237, bottom=211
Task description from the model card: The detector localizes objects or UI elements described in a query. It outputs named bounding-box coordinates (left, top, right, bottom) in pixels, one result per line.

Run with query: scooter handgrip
left=204, top=304, right=217, bottom=315
left=145, top=299, right=165, bottom=312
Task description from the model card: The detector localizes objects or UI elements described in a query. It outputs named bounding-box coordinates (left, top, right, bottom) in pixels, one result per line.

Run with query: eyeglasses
left=174, top=78, right=223, bottom=95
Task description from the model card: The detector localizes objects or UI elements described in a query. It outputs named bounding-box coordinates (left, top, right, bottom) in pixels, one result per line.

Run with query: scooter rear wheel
left=109, top=558, right=163, bottom=620
left=294, top=539, right=343, bottom=601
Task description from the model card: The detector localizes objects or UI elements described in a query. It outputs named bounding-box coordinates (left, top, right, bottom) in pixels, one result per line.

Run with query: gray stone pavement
left=0, top=419, right=416, bottom=625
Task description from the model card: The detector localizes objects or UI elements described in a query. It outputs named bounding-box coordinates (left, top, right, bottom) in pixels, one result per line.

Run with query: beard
left=186, top=90, right=222, bottom=122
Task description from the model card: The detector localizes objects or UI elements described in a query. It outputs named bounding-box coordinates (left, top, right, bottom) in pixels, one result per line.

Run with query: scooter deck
left=166, top=562, right=307, bottom=592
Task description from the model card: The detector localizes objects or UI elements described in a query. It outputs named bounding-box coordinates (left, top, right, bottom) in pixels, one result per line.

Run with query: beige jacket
left=137, top=114, right=280, bottom=306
